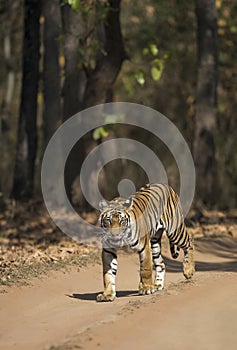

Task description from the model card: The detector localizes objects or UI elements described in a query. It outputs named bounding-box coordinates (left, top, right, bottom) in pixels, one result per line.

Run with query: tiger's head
left=99, top=197, right=133, bottom=248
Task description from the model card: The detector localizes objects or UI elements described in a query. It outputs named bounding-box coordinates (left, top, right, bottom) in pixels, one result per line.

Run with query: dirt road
left=0, top=235, right=236, bottom=350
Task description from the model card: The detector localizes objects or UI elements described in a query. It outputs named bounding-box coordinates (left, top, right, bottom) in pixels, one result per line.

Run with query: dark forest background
left=0, top=0, right=237, bottom=213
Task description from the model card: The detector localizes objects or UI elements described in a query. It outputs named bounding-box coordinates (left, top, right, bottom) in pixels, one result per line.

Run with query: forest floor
left=0, top=201, right=237, bottom=350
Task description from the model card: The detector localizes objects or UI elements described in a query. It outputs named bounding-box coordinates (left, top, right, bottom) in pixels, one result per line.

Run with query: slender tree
left=81, top=0, right=126, bottom=205
left=0, top=0, right=17, bottom=198
left=42, top=0, right=61, bottom=149
left=11, top=0, right=40, bottom=199
left=83, top=0, right=126, bottom=108
left=61, top=3, right=86, bottom=120
left=60, top=2, right=86, bottom=203
left=193, top=0, right=218, bottom=205
left=61, top=0, right=126, bottom=207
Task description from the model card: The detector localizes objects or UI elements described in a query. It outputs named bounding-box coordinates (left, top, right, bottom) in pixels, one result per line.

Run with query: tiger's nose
left=110, top=227, right=122, bottom=236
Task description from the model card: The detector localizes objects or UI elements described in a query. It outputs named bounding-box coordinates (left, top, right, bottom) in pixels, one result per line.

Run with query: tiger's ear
left=99, top=199, right=108, bottom=212
left=124, top=197, right=133, bottom=208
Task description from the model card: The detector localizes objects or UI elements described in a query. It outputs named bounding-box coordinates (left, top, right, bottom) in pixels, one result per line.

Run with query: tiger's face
left=99, top=198, right=133, bottom=248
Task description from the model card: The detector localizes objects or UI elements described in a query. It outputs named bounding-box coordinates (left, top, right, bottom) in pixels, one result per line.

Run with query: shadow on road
left=165, top=235, right=237, bottom=273
left=67, top=236, right=237, bottom=302
left=165, top=257, right=237, bottom=273
left=67, top=290, right=139, bottom=301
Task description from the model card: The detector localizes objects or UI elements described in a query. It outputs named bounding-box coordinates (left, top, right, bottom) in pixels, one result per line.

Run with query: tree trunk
left=0, top=0, right=19, bottom=198
left=60, top=0, right=125, bottom=209
left=80, top=0, right=126, bottom=207
left=61, top=3, right=86, bottom=119
left=83, top=0, right=126, bottom=108
left=193, top=0, right=218, bottom=205
left=0, top=7, right=15, bottom=197
left=42, top=0, right=61, bottom=149
left=60, top=3, right=86, bottom=203
left=11, top=0, right=40, bottom=200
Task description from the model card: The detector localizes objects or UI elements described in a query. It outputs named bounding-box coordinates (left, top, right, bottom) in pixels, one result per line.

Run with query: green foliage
left=92, top=113, right=125, bottom=141
left=151, top=66, right=161, bottom=81
left=150, top=58, right=164, bottom=81
left=133, top=70, right=145, bottom=86
left=103, top=113, right=125, bottom=124
left=143, top=43, right=166, bottom=81
left=66, top=1, right=165, bottom=89
left=65, top=0, right=110, bottom=71
left=123, top=42, right=166, bottom=95
left=92, top=127, right=109, bottom=141
left=67, top=0, right=81, bottom=12
left=147, top=43, right=159, bottom=56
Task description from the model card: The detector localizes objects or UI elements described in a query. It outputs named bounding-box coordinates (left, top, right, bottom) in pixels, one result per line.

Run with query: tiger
left=97, top=183, right=195, bottom=302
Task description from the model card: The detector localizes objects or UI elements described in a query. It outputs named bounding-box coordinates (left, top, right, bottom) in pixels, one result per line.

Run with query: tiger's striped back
left=126, top=183, right=191, bottom=256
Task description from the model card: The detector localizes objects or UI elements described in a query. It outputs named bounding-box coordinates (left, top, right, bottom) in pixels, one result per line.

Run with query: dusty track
left=0, top=235, right=236, bottom=350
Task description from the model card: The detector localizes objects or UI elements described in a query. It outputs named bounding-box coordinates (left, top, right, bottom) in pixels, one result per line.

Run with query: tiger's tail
left=170, top=243, right=180, bottom=259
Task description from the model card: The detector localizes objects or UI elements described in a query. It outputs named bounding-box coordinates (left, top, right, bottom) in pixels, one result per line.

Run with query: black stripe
left=179, top=233, right=189, bottom=248
left=132, top=200, right=142, bottom=213
left=154, top=264, right=165, bottom=269
left=130, top=239, right=139, bottom=248
left=137, top=194, right=159, bottom=230
left=103, top=249, right=117, bottom=260
left=138, top=243, right=146, bottom=254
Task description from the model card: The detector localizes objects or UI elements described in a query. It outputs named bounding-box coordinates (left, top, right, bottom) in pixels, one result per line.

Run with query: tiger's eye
left=105, top=217, right=111, bottom=225
left=120, top=217, right=126, bottom=224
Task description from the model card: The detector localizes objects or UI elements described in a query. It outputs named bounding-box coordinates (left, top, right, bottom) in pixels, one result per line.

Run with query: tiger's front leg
left=138, top=236, right=155, bottom=295
left=97, top=248, right=117, bottom=302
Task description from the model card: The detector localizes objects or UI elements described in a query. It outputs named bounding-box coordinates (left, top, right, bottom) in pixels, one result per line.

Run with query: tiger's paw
left=138, top=283, right=155, bottom=295
left=183, top=261, right=195, bottom=280
left=154, top=283, right=164, bottom=291
left=96, top=292, right=116, bottom=302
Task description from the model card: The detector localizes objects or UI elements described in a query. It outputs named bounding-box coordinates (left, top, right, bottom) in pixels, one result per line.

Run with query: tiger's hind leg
left=168, top=224, right=195, bottom=280
left=183, top=234, right=195, bottom=280
left=151, top=229, right=165, bottom=290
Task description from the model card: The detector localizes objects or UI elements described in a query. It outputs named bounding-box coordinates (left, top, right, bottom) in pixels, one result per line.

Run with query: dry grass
left=0, top=200, right=100, bottom=290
